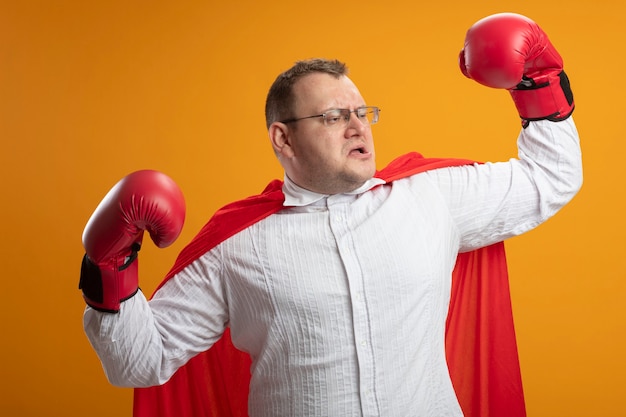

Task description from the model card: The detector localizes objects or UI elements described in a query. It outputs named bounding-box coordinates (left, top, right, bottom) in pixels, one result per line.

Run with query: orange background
left=1, top=1, right=623, bottom=416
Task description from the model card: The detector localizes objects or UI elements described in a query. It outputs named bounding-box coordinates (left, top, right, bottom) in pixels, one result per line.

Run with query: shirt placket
left=327, top=198, right=380, bottom=417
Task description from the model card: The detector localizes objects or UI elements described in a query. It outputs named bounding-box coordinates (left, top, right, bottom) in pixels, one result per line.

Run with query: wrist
left=510, top=71, right=574, bottom=123
left=79, top=246, right=140, bottom=313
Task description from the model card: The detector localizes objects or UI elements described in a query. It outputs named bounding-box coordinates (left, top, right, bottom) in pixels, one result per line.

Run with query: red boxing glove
left=459, top=13, right=574, bottom=125
left=79, top=170, right=185, bottom=313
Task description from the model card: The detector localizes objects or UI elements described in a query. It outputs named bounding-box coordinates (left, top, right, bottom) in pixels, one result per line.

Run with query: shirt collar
left=282, top=175, right=386, bottom=207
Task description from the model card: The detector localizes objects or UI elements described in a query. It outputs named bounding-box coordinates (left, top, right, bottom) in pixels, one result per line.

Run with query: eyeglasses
left=279, top=106, right=380, bottom=127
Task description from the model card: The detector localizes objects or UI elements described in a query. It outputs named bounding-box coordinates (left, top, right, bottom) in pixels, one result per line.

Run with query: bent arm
left=83, top=292, right=165, bottom=387
left=428, top=118, right=582, bottom=251
left=83, top=254, right=229, bottom=387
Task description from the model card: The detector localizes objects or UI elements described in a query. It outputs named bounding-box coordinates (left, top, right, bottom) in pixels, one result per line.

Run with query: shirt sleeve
left=425, top=118, right=582, bottom=252
left=83, top=249, right=229, bottom=388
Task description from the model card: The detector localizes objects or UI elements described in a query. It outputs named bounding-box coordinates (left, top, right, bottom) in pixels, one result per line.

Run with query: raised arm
left=431, top=13, right=582, bottom=250
left=80, top=170, right=187, bottom=386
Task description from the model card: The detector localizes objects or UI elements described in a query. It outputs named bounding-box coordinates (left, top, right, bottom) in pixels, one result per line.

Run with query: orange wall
left=1, top=1, right=623, bottom=416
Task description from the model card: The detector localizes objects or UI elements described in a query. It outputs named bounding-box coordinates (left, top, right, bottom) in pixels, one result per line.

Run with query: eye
left=356, top=107, right=369, bottom=119
left=324, top=110, right=343, bottom=125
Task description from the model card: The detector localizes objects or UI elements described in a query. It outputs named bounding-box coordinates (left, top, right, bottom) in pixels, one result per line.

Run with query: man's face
left=271, top=72, right=377, bottom=195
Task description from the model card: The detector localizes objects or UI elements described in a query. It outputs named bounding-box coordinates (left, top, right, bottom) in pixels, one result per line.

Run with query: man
left=80, top=13, right=582, bottom=417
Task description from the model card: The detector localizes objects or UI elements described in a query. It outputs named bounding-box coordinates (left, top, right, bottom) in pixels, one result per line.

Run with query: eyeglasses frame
left=278, top=106, right=380, bottom=126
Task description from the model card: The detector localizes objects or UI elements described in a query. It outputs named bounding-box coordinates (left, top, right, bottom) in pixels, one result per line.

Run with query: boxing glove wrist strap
left=510, top=71, right=575, bottom=124
left=79, top=243, right=140, bottom=313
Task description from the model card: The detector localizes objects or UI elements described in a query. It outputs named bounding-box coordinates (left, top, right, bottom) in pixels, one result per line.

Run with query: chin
left=360, top=162, right=377, bottom=180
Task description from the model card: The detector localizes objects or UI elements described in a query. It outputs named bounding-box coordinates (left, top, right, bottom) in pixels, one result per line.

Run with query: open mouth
left=349, top=145, right=367, bottom=155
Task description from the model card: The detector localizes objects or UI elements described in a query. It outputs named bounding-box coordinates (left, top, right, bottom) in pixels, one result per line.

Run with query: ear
left=268, top=122, right=295, bottom=158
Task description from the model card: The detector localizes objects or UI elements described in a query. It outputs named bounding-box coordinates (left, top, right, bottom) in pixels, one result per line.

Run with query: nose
left=345, top=111, right=367, bottom=136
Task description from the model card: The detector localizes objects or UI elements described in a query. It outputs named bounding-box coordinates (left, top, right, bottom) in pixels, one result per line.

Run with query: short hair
left=264, top=58, right=348, bottom=129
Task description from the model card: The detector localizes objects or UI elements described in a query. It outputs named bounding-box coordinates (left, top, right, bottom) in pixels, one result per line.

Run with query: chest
left=221, top=182, right=460, bottom=325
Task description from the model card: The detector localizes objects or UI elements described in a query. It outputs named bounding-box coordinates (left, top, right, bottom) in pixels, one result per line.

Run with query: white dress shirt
left=84, top=119, right=582, bottom=417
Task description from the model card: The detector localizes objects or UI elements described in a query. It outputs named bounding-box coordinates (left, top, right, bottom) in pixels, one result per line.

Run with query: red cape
left=134, top=153, right=526, bottom=417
